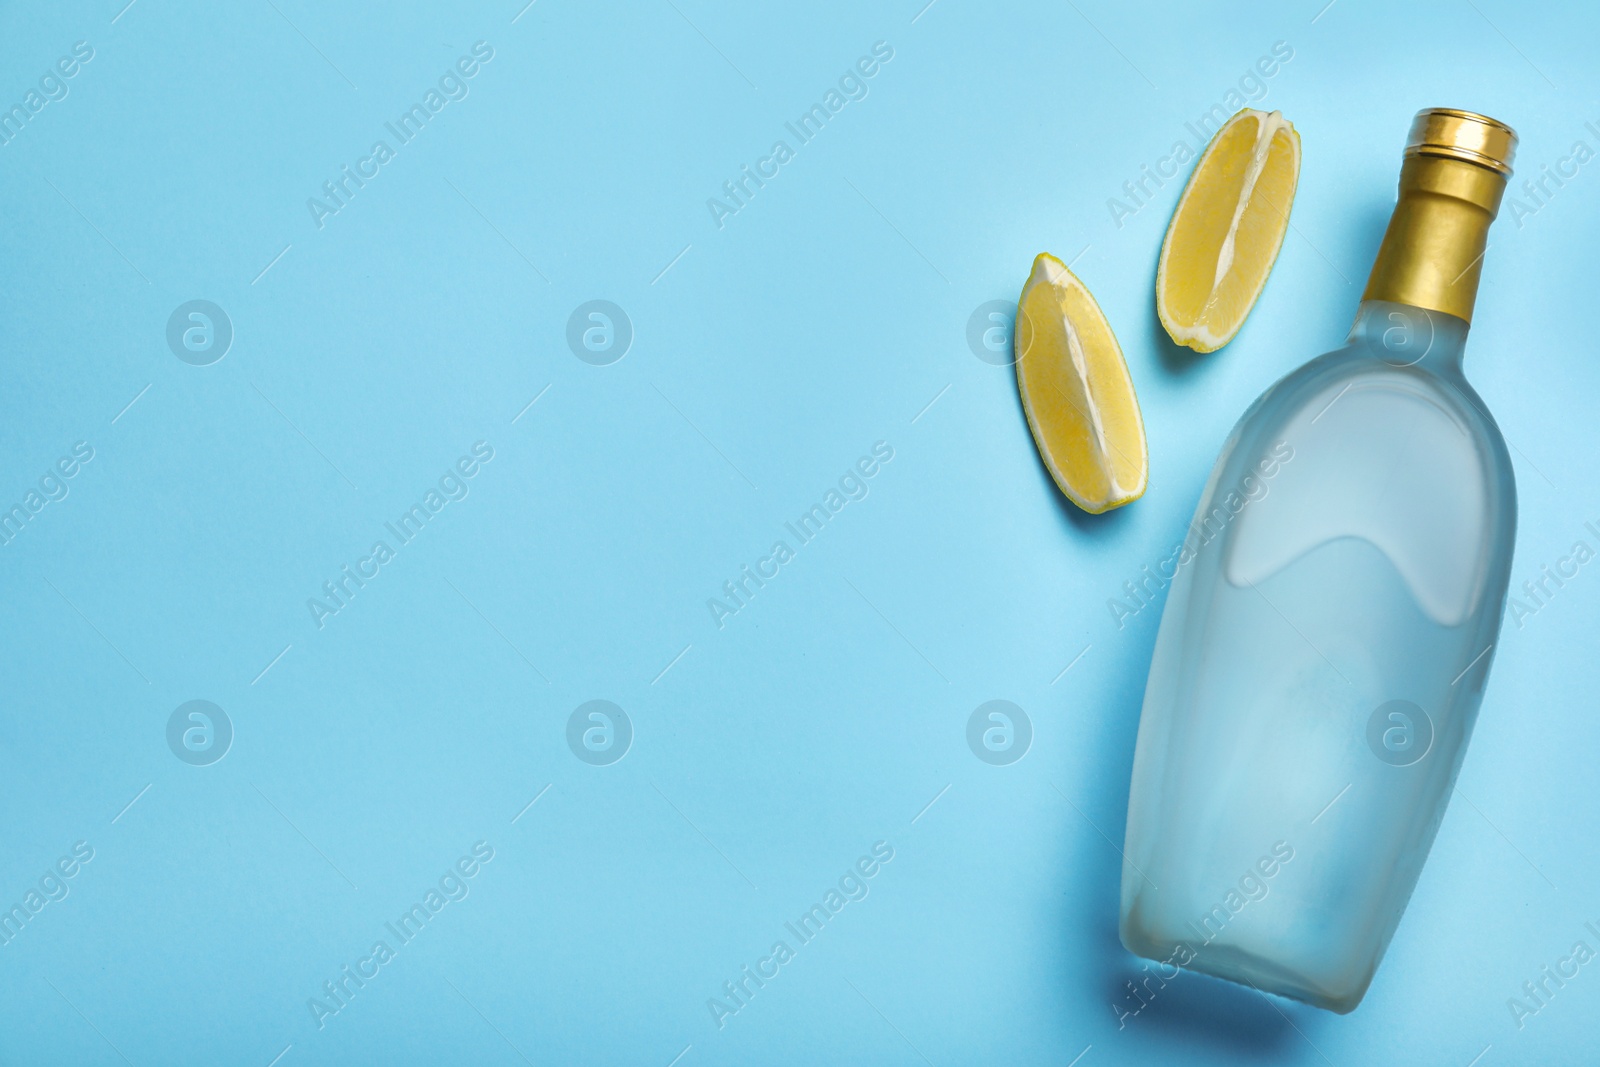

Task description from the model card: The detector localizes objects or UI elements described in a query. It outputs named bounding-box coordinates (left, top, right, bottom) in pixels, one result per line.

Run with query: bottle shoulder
left=1201, top=342, right=1517, bottom=628
left=1249, top=343, right=1515, bottom=473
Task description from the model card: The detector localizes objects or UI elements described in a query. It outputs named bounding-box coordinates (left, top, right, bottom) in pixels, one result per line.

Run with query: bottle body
left=1118, top=301, right=1516, bottom=1011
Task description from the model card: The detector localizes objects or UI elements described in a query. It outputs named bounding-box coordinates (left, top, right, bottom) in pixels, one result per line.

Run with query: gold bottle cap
left=1404, top=108, right=1517, bottom=176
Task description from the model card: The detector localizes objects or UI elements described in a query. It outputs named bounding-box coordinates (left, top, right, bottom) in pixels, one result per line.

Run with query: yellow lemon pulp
left=1157, top=108, right=1301, bottom=353
left=1015, top=253, right=1148, bottom=514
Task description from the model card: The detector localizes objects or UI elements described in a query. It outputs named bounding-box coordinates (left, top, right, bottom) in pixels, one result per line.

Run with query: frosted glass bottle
left=1119, top=110, right=1519, bottom=1012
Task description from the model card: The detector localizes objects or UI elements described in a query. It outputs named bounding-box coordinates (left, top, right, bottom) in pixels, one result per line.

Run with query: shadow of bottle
left=1046, top=615, right=1316, bottom=1059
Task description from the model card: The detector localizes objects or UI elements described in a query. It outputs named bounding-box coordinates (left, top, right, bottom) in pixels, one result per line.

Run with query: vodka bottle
left=1119, top=110, right=1519, bottom=1012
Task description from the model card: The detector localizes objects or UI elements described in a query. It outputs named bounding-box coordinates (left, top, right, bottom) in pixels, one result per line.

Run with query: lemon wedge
left=1015, top=253, right=1148, bottom=514
left=1157, top=108, right=1300, bottom=353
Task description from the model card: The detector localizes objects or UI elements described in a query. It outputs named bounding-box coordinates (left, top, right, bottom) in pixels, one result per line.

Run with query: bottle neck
left=1347, top=299, right=1468, bottom=375
left=1361, top=154, right=1507, bottom=324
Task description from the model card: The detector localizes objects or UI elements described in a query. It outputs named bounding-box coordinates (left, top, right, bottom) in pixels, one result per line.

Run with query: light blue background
left=1, top=0, right=1596, bottom=1063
